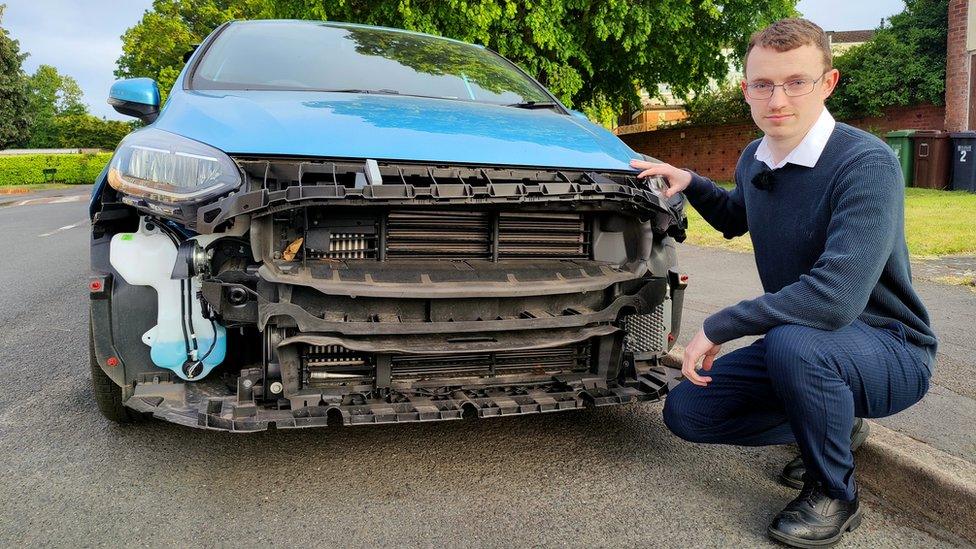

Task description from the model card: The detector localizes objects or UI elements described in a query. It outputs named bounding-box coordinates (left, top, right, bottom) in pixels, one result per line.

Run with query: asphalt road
left=0, top=189, right=956, bottom=547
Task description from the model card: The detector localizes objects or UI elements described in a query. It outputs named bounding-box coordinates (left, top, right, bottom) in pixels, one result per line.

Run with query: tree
left=54, top=114, right=138, bottom=150
left=0, top=4, right=32, bottom=149
left=677, top=81, right=752, bottom=127
left=828, top=0, right=947, bottom=119
left=19, top=63, right=133, bottom=150
left=277, top=0, right=797, bottom=112
left=26, top=65, right=87, bottom=148
left=115, top=0, right=273, bottom=103
left=117, top=0, right=796, bottom=113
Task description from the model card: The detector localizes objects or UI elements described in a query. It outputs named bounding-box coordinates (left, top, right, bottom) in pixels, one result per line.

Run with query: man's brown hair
left=744, top=18, right=832, bottom=77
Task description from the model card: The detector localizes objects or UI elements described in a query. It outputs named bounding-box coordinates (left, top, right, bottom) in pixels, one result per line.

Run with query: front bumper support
left=124, top=364, right=671, bottom=433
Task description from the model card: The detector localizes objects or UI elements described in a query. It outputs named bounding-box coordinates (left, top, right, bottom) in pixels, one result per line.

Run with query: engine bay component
left=109, top=218, right=227, bottom=380
left=93, top=163, right=686, bottom=430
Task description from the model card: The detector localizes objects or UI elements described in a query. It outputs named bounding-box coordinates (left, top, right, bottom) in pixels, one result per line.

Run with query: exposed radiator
left=497, top=212, right=587, bottom=258
left=385, top=210, right=589, bottom=260
left=280, top=210, right=591, bottom=262
left=385, top=211, right=492, bottom=258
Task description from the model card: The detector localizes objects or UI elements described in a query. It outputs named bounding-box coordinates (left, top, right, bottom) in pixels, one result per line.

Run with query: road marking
left=13, top=194, right=86, bottom=207
left=38, top=218, right=88, bottom=238
left=51, top=195, right=85, bottom=204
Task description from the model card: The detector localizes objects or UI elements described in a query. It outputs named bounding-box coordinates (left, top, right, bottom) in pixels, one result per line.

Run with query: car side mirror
left=567, top=109, right=590, bottom=121
left=108, top=78, right=161, bottom=123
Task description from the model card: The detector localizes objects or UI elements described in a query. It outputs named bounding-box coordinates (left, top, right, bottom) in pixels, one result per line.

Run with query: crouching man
left=631, top=18, right=938, bottom=548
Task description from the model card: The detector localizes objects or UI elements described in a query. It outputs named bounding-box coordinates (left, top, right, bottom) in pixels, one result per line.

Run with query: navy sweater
left=686, top=122, right=938, bottom=367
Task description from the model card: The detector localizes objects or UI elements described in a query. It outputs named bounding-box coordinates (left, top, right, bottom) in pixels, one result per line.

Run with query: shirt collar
left=755, top=108, right=836, bottom=170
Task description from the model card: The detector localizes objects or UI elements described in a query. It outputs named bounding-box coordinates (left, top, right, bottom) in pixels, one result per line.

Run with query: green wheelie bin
left=885, top=130, right=916, bottom=186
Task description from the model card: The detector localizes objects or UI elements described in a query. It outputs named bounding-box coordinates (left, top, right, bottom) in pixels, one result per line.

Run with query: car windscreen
left=191, top=22, right=553, bottom=106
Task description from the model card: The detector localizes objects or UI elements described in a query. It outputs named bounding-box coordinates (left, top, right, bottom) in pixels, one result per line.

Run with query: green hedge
left=0, top=153, right=113, bottom=186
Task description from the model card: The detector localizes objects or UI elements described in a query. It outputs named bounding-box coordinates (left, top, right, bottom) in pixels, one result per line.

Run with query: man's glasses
left=744, top=71, right=829, bottom=100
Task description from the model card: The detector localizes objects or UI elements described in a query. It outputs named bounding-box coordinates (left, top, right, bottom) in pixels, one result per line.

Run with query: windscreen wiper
left=320, top=88, right=402, bottom=95
left=506, top=101, right=560, bottom=110
left=317, top=89, right=463, bottom=102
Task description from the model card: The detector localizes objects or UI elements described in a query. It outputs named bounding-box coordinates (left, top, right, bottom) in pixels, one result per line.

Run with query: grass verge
left=683, top=185, right=976, bottom=258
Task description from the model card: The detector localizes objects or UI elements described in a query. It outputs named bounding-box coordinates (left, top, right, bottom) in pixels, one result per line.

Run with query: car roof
left=227, top=19, right=487, bottom=49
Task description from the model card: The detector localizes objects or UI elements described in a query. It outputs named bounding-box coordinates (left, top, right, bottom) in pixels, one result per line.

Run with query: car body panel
left=153, top=90, right=639, bottom=170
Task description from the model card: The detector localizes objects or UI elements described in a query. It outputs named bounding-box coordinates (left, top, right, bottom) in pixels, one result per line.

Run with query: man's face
left=741, top=44, right=839, bottom=141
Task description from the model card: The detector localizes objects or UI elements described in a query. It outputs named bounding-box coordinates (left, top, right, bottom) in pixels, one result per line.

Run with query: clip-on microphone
left=751, top=167, right=777, bottom=191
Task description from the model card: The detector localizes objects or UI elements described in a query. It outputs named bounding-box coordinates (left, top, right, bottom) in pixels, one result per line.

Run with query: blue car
left=89, top=20, right=688, bottom=431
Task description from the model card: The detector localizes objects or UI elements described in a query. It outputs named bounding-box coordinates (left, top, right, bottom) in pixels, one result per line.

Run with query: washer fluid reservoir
left=109, top=219, right=226, bottom=380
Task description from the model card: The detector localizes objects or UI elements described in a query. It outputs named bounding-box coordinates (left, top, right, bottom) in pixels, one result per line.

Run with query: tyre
left=89, top=325, right=141, bottom=424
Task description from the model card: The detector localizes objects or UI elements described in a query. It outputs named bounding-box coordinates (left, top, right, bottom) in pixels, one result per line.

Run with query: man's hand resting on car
left=629, top=159, right=693, bottom=198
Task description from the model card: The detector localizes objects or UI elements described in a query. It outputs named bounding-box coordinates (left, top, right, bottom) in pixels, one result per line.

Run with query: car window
left=191, top=22, right=552, bottom=106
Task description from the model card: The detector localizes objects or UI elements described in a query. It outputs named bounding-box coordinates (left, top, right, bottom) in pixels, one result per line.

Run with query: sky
left=3, top=0, right=154, bottom=120
left=2, top=0, right=908, bottom=121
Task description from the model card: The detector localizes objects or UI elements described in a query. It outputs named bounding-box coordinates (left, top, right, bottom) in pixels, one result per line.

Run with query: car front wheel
left=89, top=326, right=141, bottom=424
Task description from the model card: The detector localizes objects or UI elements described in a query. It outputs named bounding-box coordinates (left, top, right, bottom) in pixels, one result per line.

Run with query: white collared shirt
left=755, top=108, right=836, bottom=170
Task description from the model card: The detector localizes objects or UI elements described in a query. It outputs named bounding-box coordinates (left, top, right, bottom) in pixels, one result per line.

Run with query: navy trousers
left=662, top=319, right=931, bottom=500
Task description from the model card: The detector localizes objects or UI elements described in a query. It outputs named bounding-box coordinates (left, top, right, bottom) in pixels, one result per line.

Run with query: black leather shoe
left=768, top=481, right=861, bottom=548
left=779, top=418, right=870, bottom=489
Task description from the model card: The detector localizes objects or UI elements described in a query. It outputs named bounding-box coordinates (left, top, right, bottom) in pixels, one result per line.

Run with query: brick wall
left=945, top=0, right=970, bottom=131
left=618, top=104, right=947, bottom=181
left=620, top=123, right=759, bottom=182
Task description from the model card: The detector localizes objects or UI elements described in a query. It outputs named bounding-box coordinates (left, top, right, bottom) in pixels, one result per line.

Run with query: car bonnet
left=153, top=90, right=639, bottom=170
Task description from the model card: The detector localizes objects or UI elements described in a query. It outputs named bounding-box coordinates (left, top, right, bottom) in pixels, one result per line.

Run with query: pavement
left=0, top=186, right=969, bottom=547
left=674, top=243, right=976, bottom=465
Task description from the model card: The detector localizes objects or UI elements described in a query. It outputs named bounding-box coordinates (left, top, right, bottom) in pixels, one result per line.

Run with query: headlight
left=108, top=128, right=241, bottom=205
left=639, top=153, right=669, bottom=193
